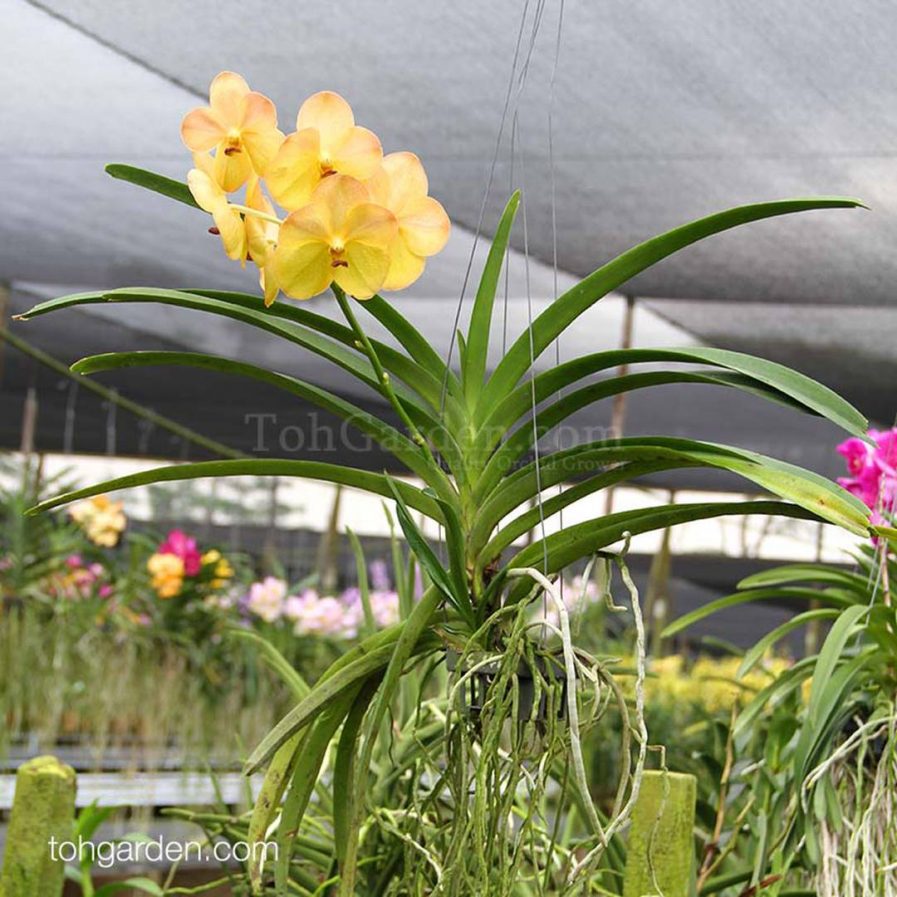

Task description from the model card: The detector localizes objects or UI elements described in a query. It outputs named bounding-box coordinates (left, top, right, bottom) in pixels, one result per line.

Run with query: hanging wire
left=438, top=0, right=535, bottom=414
left=548, top=0, right=567, bottom=604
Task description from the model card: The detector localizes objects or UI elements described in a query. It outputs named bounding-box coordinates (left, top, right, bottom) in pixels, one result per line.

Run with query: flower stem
left=229, top=204, right=282, bottom=226
left=332, top=285, right=431, bottom=458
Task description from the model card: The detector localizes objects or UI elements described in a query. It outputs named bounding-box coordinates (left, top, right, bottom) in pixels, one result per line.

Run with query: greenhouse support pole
left=0, top=755, right=76, bottom=897
left=622, top=770, right=696, bottom=897
left=604, top=294, right=636, bottom=515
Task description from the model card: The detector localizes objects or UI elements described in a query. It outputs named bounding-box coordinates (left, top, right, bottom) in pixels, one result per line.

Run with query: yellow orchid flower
left=367, top=152, right=451, bottom=290
left=181, top=71, right=284, bottom=192
left=265, top=91, right=382, bottom=211
left=244, top=179, right=282, bottom=306
left=187, top=155, right=248, bottom=262
left=271, top=175, right=397, bottom=301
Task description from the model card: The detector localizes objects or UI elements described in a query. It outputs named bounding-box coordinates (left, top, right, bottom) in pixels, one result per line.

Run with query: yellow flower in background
left=148, top=552, right=184, bottom=599
left=69, top=495, right=126, bottom=547
left=635, top=653, right=792, bottom=715
left=187, top=155, right=248, bottom=262
left=367, top=152, right=451, bottom=290
left=266, top=91, right=382, bottom=210
left=181, top=71, right=284, bottom=192
left=272, top=174, right=397, bottom=300
left=202, top=550, right=234, bottom=589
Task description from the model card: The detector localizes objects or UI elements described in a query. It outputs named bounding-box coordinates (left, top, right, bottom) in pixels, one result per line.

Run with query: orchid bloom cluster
left=837, top=427, right=897, bottom=525
left=68, top=495, right=126, bottom=548
left=181, top=72, right=451, bottom=305
left=147, top=529, right=234, bottom=600
left=645, top=654, right=792, bottom=714
left=46, top=554, right=114, bottom=602
left=243, top=567, right=401, bottom=639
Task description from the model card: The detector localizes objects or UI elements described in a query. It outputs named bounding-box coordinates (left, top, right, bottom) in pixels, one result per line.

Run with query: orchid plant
left=665, top=428, right=897, bottom=897
left=16, top=72, right=884, bottom=894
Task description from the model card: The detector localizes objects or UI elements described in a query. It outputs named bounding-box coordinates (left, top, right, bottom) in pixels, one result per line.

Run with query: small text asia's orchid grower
left=181, top=73, right=451, bottom=305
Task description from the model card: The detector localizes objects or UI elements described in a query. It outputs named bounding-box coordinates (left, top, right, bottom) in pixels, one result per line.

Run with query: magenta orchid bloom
left=837, top=428, right=897, bottom=542
left=158, top=529, right=203, bottom=576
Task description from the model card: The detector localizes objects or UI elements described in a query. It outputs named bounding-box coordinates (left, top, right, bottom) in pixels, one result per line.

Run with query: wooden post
left=0, top=756, right=76, bottom=897
left=623, top=770, right=696, bottom=897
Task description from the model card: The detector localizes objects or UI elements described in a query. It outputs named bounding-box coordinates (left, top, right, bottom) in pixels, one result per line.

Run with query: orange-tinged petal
left=382, top=238, right=427, bottom=291
left=260, top=266, right=279, bottom=307
left=209, top=71, right=250, bottom=122
left=399, top=195, right=451, bottom=257
left=273, top=241, right=333, bottom=300
left=215, top=206, right=248, bottom=261
left=343, top=202, right=398, bottom=250
left=187, top=168, right=246, bottom=261
left=266, top=129, right=323, bottom=210
left=187, top=166, right=223, bottom=213
left=245, top=180, right=279, bottom=264
left=297, top=91, right=354, bottom=151
left=181, top=107, right=226, bottom=152
left=213, top=144, right=253, bottom=192
left=381, top=152, right=428, bottom=213
left=239, top=91, right=284, bottom=174
left=312, top=175, right=373, bottom=235
left=272, top=208, right=334, bottom=299
left=334, top=242, right=390, bottom=300
left=330, top=126, right=383, bottom=180
left=364, top=163, right=391, bottom=206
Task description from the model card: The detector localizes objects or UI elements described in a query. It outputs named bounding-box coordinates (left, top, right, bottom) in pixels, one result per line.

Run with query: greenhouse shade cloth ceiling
left=3, top=0, right=897, bottom=490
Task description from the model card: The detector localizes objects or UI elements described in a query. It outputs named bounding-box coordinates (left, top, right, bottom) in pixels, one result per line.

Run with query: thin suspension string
left=438, top=0, right=534, bottom=415
left=516, top=119, right=550, bottom=580
left=503, top=0, right=549, bottom=356
left=549, top=0, right=566, bottom=601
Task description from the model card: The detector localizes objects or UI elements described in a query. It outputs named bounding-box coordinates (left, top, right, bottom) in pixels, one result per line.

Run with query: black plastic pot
left=445, top=649, right=567, bottom=732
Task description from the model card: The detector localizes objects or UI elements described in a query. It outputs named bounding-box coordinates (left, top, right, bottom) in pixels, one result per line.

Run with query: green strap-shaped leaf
left=662, top=587, right=853, bottom=640
left=106, top=163, right=200, bottom=209
left=474, top=369, right=814, bottom=484
left=474, top=460, right=686, bottom=561
left=15, top=288, right=446, bottom=429
left=501, top=501, right=822, bottom=604
left=737, top=608, right=841, bottom=677
left=806, top=604, right=869, bottom=722
left=187, top=288, right=458, bottom=416
left=793, top=646, right=874, bottom=785
left=479, top=198, right=866, bottom=414
left=463, top=192, right=521, bottom=408
left=479, top=345, right=868, bottom=438
left=474, top=437, right=870, bottom=549
left=72, top=350, right=456, bottom=502
left=332, top=677, right=381, bottom=872
left=227, top=627, right=309, bottom=699
left=384, top=478, right=474, bottom=628
left=247, top=733, right=304, bottom=893
left=362, top=294, right=461, bottom=396
left=274, top=686, right=360, bottom=893
left=245, top=625, right=440, bottom=773
left=27, top=459, right=444, bottom=522
left=738, top=563, right=869, bottom=592
left=339, top=585, right=443, bottom=896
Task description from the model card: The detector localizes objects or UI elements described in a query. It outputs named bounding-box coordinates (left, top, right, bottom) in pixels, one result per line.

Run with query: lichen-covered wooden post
left=623, top=770, right=696, bottom=897
left=0, top=755, right=76, bottom=897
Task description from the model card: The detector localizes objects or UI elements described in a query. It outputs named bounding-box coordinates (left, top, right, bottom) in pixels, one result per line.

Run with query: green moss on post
left=0, top=755, right=76, bottom=897
left=623, top=770, right=696, bottom=897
